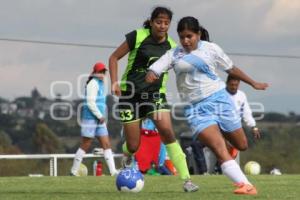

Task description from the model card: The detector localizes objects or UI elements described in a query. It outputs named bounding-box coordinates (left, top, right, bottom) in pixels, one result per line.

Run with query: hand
left=145, top=71, right=159, bottom=83
left=252, top=82, right=269, bottom=90
left=252, top=127, right=261, bottom=139
left=98, top=117, right=105, bottom=124
left=111, top=82, right=121, bottom=96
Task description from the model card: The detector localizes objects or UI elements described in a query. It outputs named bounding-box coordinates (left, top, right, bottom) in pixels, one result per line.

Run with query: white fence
left=0, top=153, right=123, bottom=176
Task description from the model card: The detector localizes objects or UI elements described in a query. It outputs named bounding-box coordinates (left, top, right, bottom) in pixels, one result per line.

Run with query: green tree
left=0, top=130, right=21, bottom=154
left=263, top=112, right=288, bottom=122
left=0, top=130, right=12, bottom=148
left=32, top=123, right=64, bottom=153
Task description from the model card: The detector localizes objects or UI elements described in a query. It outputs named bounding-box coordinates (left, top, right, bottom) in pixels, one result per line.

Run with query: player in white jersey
left=224, top=75, right=261, bottom=161
left=226, top=75, right=260, bottom=139
left=146, top=16, right=269, bottom=195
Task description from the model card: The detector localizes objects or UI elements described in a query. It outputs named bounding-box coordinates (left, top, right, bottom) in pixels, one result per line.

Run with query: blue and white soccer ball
left=116, top=168, right=144, bottom=192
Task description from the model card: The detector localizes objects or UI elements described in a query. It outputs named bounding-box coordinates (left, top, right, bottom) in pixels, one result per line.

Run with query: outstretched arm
left=226, top=66, right=269, bottom=90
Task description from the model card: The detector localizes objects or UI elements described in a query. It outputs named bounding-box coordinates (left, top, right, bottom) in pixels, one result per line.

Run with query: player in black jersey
left=109, top=6, right=198, bottom=192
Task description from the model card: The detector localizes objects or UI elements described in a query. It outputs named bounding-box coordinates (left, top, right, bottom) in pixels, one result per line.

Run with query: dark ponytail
left=143, top=20, right=151, bottom=29
left=86, top=75, right=93, bottom=85
left=200, top=26, right=210, bottom=42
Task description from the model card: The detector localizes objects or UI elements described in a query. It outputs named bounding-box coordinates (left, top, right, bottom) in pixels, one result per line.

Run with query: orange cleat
left=228, top=146, right=239, bottom=159
left=234, top=183, right=258, bottom=195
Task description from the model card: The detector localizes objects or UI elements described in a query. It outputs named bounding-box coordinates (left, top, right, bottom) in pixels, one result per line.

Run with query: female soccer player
left=146, top=16, right=269, bottom=195
left=109, top=7, right=198, bottom=192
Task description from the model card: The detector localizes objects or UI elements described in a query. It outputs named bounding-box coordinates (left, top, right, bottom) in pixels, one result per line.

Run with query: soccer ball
left=244, top=161, right=261, bottom=175
left=77, top=163, right=88, bottom=176
left=116, top=168, right=144, bottom=192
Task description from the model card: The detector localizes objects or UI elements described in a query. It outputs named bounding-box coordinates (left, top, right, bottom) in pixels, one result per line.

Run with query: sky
left=0, top=0, right=300, bottom=114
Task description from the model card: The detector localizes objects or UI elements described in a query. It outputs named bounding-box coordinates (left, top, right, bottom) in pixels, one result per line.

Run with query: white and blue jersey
left=150, top=41, right=233, bottom=103
left=81, top=78, right=108, bottom=138
left=149, top=41, right=241, bottom=136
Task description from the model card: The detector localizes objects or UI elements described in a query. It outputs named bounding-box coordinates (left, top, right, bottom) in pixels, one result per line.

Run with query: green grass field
left=0, top=175, right=299, bottom=200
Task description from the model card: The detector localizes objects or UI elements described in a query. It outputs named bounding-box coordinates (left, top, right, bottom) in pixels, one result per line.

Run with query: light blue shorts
left=81, top=119, right=108, bottom=138
left=184, top=89, right=241, bottom=139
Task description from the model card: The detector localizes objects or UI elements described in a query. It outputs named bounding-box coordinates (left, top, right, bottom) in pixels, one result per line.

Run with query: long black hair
left=177, top=16, right=210, bottom=41
left=143, top=6, right=173, bottom=28
left=86, top=70, right=106, bottom=85
left=86, top=75, right=94, bottom=85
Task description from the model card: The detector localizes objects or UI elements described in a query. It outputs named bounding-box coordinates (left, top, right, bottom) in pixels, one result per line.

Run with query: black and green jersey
left=121, top=28, right=176, bottom=94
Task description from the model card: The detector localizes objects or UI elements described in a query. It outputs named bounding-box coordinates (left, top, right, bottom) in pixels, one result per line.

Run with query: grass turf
left=0, top=175, right=299, bottom=200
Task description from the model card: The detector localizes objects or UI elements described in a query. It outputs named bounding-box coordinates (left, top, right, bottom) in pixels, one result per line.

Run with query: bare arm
left=145, top=70, right=159, bottom=83
left=226, top=66, right=269, bottom=90
left=108, top=41, right=130, bottom=96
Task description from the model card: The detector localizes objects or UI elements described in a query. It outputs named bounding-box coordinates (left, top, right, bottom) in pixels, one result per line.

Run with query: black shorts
left=117, top=92, right=169, bottom=123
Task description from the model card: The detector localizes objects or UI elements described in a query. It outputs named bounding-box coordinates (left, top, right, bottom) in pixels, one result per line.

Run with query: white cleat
left=111, top=169, right=120, bottom=176
left=183, top=180, right=199, bottom=192
left=121, top=155, right=134, bottom=168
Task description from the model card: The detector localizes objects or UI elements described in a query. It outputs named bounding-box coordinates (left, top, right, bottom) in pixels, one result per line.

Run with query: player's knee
left=236, top=141, right=248, bottom=151
left=80, top=141, right=92, bottom=152
left=158, top=126, right=174, bottom=137
left=127, top=143, right=139, bottom=154
left=101, top=142, right=111, bottom=150
left=160, top=130, right=176, bottom=143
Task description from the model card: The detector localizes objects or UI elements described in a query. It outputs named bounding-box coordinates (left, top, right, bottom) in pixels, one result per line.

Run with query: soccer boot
left=121, top=155, right=134, bottom=168
left=234, top=183, right=257, bottom=195
left=69, top=172, right=78, bottom=176
left=111, top=169, right=120, bottom=176
left=183, top=180, right=199, bottom=192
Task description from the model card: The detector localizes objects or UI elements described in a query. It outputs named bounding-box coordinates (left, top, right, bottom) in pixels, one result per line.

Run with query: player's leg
left=70, top=119, right=95, bottom=175
left=96, top=123, right=118, bottom=176
left=120, top=121, right=141, bottom=168
left=223, top=128, right=248, bottom=151
left=70, top=136, right=93, bottom=176
left=122, top=120, right=141, bottom=153
left=151, top=111, right=198, bottom=192
left=118, top=94, right=142, bottom=167
left=197, top=125, right=257, bottom=195
left=215, top=91, right=257, bottom=194
left=218, top=90, right=248, bottom=152
left=224, top=140, right=239, bottom=159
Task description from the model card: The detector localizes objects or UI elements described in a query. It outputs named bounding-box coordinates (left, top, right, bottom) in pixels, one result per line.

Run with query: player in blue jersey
left=146, top=16, right=269, bottom=195
left=70, top=62, right=118, bottom=176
